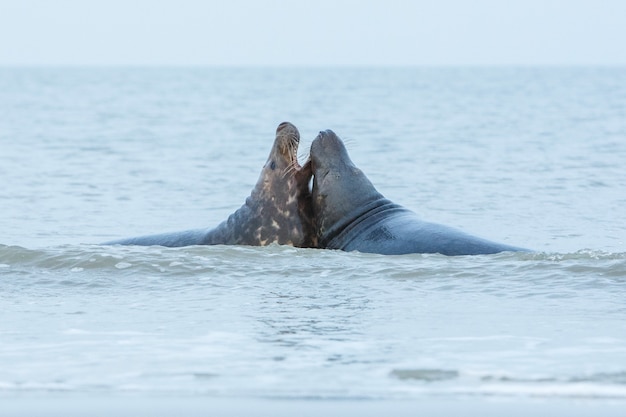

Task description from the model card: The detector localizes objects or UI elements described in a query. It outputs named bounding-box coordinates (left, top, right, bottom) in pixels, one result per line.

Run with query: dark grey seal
left=310, top=129, right=528, bottom=255
left=106, top=122, right=315, bottom=247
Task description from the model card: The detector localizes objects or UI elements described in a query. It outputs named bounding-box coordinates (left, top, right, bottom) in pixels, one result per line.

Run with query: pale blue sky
left=0, top=0, right=624, bottom=66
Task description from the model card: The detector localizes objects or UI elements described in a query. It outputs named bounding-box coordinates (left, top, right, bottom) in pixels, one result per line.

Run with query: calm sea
left=1, top=68, right=625, bottom=415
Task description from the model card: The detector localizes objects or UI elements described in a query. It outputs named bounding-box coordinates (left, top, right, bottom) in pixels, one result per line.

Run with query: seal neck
left=319, top=198, right=403, bottom=249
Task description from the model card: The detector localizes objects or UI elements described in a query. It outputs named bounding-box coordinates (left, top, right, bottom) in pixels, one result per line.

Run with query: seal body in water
left=309, top=129, right=528, bottom=256
left=106, top=122, right=316, bottom=248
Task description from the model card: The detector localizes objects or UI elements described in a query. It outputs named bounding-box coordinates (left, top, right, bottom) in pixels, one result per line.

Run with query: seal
left=105, top=122, right=316, bottom=247
left=310, top=129, right=528, bottom=255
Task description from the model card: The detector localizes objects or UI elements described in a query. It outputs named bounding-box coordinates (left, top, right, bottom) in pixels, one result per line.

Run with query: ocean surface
left=1, top=67, right=625, bottom=415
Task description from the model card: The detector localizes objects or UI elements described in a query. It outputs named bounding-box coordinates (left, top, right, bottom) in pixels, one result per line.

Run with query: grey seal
left=310, top=129, right=528, bottom=255
left=106, top=122, right=315, bottom=247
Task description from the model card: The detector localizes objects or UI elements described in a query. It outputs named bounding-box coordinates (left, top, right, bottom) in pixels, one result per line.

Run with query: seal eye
left=270, top=161, right=276, bottom=170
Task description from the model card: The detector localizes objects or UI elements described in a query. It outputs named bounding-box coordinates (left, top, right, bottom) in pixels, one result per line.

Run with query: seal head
left=241, top=121, right=316, bottom=247
left=310, top=129, right=384, bottom=244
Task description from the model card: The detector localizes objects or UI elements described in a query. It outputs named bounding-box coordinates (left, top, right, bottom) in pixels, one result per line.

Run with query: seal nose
left=316, top=129, right=335, bottom=142
left=277, top=121, right=292, bottom=133
left=276, top=122, right=300, bottom=141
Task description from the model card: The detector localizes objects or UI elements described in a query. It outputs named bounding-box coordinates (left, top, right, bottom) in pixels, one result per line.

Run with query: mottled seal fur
left=106, top=122, right=315, bottom=247
left=310, top=129, right=528, bottom=256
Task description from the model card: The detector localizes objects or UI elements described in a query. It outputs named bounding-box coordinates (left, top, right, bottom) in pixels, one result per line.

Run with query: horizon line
left=1, top=63, right=625, bottom=69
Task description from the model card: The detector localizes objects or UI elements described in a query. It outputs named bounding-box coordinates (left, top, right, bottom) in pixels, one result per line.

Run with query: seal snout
left=313, top=129, right=342, bottom=151
left=271, top=121, right=303, bottom=175
left=316, top=129, right=334, bottom=140
left=277, top=121, right=291, bottom=131
left=277, top=121, right=298, bottom=139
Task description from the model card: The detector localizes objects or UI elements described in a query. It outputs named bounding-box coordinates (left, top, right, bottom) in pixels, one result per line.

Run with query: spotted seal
left=310, top=129, right=528, bottom=255
left=105, top=122, right=315, bottom=247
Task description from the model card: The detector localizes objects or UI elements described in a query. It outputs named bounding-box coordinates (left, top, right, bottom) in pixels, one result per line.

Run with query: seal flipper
left=104, top=229, right=210, bottom=247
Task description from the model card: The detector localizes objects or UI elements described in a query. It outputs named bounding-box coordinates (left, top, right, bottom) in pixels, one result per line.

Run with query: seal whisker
left=298, top=151, right=310, bottom=164
left=342, top=137, right=355, bottom=150
left=283, top=133, right=298, bottom=145
left=281, top=167, right=295, bottom=179
left=282, top=161, right=301, bottom=178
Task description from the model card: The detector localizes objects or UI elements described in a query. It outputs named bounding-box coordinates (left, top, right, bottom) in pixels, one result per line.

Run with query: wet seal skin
left=105, top=122, right=316, bottom=248
left=309, top=129, right=528, bottom=255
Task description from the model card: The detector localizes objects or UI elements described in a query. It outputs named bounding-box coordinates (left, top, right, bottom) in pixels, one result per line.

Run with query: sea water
left=0, top=68, right=625, bottom=415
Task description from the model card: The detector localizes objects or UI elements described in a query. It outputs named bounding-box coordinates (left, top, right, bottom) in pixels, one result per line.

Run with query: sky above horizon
left=0, top=0, right=624, bottom=66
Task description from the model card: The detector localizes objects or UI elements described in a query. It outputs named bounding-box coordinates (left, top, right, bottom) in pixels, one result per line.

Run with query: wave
left=390, top=368, right=626, bottom=399
left=1, top=367, right=625, bottom=399
left=1, top=244, right=624, bottom=274
left=1, top=244, right=624, bottom=297
left=0, top=243, right=266, bottom=271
